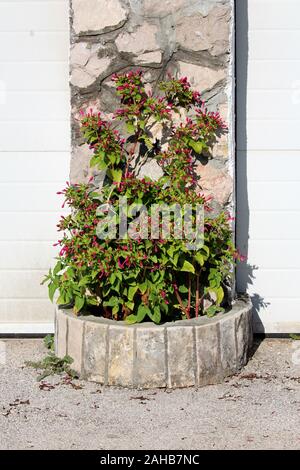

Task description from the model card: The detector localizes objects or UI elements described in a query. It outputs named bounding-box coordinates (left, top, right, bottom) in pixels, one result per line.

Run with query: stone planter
left=55, top=298, right=252, bottom=389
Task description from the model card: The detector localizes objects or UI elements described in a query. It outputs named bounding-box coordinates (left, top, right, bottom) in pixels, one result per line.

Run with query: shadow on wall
left=235, top=0, right=268, bottom=332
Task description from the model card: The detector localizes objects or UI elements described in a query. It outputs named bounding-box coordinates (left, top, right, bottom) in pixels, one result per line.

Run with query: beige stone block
left=70, top=43, right=111, bottom=88
left=167, top=326, right=195, bottom=388
left=56, top=309, right=68, bottom=358
left=176, top=5, right=231, bottom=56
left=67, top=315, right=84, bottom=374
left=107, top=326, right=134, bottom=386
left=72, top=0, right=128, bottom=35
left=178, top=62, right=226, bottom=92
left=135, top=327, right=166, bottom=388
left=195, top=322, right=220, bottom=385
left=116, top=24, right=160, bottom=55
left=83, top=321, right=108, bottom=383
left=197, top=162, right=233, bottom=206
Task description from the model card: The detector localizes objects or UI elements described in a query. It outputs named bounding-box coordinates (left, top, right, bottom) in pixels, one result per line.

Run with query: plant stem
left=195, top=274, right=200, bottom=318
left=174, top=284, right=190, bottom=319
left=125, top=129, right=142, bottom=174
left=187, top=274, right=191, bottom=317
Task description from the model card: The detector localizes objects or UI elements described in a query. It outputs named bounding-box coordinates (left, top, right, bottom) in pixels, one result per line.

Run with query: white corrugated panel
left=0, top=0, right=70, bottom=333
left=236, top=0, right=300, bottom=333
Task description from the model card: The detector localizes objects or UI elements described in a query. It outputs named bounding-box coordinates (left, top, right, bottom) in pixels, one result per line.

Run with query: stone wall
left=69, top=0, right=235, bottom=213
left=56, top=299, right=252, bottom=388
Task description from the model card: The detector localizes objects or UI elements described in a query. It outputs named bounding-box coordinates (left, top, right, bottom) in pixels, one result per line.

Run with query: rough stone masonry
left=69, top=0, right=235, bottom=213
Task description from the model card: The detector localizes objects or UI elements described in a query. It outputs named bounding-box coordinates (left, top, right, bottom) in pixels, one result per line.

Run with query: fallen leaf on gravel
left=231, top=382, right=242, bottom=388
left=39, top=382, right=55, bottom=391
left=130, top=395, right=151, bottom=401
left=218, top=393, right=242, bottom=401
left=239, top=373, right=260, bottom=380
left=70, top=382, right=83, bottom=390
left=9, top=399, right=30, bottom=407
left=239, top=372, right=276, bottom=382
left=61, top=376, right=84, bottom=389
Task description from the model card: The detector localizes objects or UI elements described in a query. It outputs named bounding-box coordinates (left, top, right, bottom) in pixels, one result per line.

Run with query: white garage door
left=236, top=0, right=300, bottom=333
left=0, top=0, right=70, bottom=333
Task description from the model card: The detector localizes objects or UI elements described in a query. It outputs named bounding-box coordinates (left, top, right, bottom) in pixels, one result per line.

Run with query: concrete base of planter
left=55, top=298, right=253, bottom=389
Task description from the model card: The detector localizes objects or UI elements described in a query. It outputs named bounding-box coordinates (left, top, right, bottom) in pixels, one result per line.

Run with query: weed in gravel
left=290, top=334, right=300, bottom=341
left=43, top=334, right=54, bottom=351
left=26, top=353, right=78, bottom=381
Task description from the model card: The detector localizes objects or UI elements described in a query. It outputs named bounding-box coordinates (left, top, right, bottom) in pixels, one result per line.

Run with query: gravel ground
left=0, top=337, right=299, bottom=450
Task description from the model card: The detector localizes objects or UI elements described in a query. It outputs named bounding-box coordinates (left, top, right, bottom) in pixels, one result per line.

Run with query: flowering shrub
left=43, top=71, right=242, bottom=324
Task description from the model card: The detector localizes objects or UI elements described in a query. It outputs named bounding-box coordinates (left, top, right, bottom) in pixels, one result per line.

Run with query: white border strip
left=0, top=323, right=54, bottom=335
left=254, top=322, right=300, bottom=334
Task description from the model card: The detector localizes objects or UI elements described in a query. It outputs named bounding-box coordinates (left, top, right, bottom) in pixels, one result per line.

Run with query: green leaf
left=78, top=275, right=90, bottom=287
left=74, top=296, right=85, bottom=314
left=180, top=260, right=195, bottom=273
left=87, top=297, right=99, bottom=306
left=194, top=253, right=204, bottom=266
left=205, top=305, right=225, bottom=318
left=167, top=246, right=175, bottom=257
left=41, top=269, right=52, bottom=285
left=178, top=285, right=188, bottom=294
left=172, top=253, right=179, bottom=266
left=147, top=306, right=161, bottom=324
left=97, top=160, right=108, bottom=171
left=90, top=155, right=98, bottom=168
left=144, top=136, right=153, bottom=150
left=125, top=301, right=135, bottom=311
left=189, top=139, right=204, bottom=154
left=108, top=153, right=117, bottom=165
left=43, top=334, right=54, bottom=351
left=53, top=261, right=63, bottom=276
left=139, top=282, right=147, bottom=295
left=125, top=314, right=137, bottom=324
left=57, top=293, right=67, bottom=305
left=128, top=285, right=138, bottom=301
left=215, top=286, right=224, bottom=305
left=66, top=267, right=75, bottom=279
left=201, top=245, right=210, bottom=256
left=208, top=286, right=224, bottom=306
left=126, top=122, right=135, bottom=134
left=103, top=296, right=119, bottom=308
left=136, top=304, right=150, bottom=323
left=48, top=283, right=58, bottom=303
left=151, top=271, right=160, bottom=282
left=109, top=169, right=123, bottom=183
left=90, top=155, right=108, bottom=170
left=112, top=305, right=119, bottom=316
